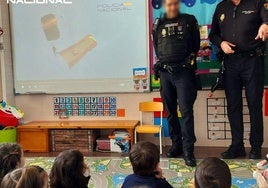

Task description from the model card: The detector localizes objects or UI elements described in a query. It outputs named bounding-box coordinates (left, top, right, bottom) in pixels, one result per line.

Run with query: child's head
left=195, top=157, right=232, bottom=188
left=16, top=166, right=48, bottom=188
left=0, top=168, right=23, bottom=188
left=129, top=141, right=160, bottom=176
left=0, top=144, right=25, bottom=183
left=49, top=149, right=90, bottom=188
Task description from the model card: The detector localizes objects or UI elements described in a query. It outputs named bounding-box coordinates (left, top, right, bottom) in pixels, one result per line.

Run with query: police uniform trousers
left=160, top=68, right=197, bottom=153
left=224, top=55, right=264, bottom=150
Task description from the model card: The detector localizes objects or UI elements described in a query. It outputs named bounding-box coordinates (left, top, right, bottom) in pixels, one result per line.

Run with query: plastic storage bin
left=0, top=127, right=17, bottom=143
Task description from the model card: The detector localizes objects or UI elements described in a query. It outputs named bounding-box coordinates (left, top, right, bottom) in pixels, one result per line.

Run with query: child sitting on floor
left=0, top=168, right=23, bottom=188
left=254, top=154, right=268, bottom=187
left=122, top=141, right=173, bottom=188
left=16, top=166, right=48, bottom=188
left=195, top=157, right=232, bottom=188
left=49, top=149, right=91, bottom=188
left=256, top=154, right=268, bottom=179
left=0, top=143, right=25, bottom=184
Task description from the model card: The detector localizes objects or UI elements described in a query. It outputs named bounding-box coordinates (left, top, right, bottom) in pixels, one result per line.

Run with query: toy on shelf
left=109, top=130, right=130, bottom=153
left=0, top=100, right=23, bottom=141
left=0, top=100, right=24, bottom=119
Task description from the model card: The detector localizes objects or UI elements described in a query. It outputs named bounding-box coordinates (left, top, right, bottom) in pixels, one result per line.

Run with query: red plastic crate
left=96, top=138, right=110, bottom=151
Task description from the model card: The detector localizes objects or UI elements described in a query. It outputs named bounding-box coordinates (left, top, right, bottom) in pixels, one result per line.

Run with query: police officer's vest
left=153, top=14, right=194, bottom=63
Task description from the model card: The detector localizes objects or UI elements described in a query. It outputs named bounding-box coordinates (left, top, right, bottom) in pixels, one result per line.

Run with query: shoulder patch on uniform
left=153, top=18, right=161, bottom=33
left=154, top=18, right=160, bottom=25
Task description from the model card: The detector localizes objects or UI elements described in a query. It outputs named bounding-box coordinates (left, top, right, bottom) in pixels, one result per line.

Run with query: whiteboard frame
left=9, top=1, right=151, bottom=94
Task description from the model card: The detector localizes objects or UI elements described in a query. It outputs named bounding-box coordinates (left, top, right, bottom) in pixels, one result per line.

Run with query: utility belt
left=210, top=47, right=265, bottom=93
left=163, top=53, right=196, bottom=73
left=161, top=62, right=191, bottom=73
left=154, top=53, right=196, bottom=80
left=226, top=47, right=265, bottom=58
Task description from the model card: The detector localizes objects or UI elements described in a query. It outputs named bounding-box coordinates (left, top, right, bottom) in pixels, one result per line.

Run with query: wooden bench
left=17, top=120, right=139, bottom=153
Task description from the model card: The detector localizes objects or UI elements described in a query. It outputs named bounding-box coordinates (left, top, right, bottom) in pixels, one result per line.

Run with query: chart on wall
left=150, top=0, right=268, bottom=90
left=10, top=1, right=150, bottom=94
left=53, top=96, right=117, bottom=117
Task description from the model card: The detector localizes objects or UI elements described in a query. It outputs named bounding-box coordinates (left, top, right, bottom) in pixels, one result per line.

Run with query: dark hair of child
left=195, top=157, right=232, bottom=188
left=0, top=144, right=23, bottom=183
left=16, top=166, right=48, bottom=188
left=49, top=149, right=89, bottom=188
left=129, top=141, right=160, bottom=176
left=0, top=168, right=23, bottom=188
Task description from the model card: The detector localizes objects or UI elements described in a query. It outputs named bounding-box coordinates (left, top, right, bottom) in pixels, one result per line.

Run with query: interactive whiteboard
left=10, top=0, right=150, bottom=94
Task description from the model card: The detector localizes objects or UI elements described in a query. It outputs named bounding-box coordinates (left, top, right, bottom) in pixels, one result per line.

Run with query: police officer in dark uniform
left=210, top=0, right=268, bottom=159
left=153, top=0, right=200, bottom=166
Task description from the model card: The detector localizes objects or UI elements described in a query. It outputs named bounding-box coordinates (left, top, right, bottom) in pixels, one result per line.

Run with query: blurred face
left=83, top=161, right=91, bottom=177
left=18, top=150, right=25, bottom=168
left=42, top=172, right=49, bottom=188
left=164, top=0, right=180, bottom=19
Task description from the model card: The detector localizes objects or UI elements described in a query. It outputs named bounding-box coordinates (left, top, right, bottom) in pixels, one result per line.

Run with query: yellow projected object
left=41, top=14, right=60, bottom=41
left=60, top=35, right=97, bottom=67
left=123, top=2, right=132, bottom=7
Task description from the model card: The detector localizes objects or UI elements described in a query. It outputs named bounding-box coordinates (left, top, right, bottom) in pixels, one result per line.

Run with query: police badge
left=162, top=28, right=167, bottom=37
left=220, top=14, right=225, bottom=22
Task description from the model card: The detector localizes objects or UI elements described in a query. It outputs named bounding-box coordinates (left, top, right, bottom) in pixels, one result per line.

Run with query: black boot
left=249, top=148, right=262, bottom=159
left=221, top=145, right=246, bottom=159
left=183, top=152, right=196, bottom=167
left=166, top=143, right=183, bottom=158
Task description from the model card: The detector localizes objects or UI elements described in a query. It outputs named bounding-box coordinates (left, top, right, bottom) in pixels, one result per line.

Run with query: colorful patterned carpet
left=26, top=157, right=260, bottom=188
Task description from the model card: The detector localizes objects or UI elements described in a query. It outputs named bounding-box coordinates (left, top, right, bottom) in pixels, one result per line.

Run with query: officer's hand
left=255, top=24, right=268, bottom=41
left=220, top=41, right=235, bottom=54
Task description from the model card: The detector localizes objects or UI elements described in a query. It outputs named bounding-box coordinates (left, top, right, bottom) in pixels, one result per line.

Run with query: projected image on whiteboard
left=41, top=13, right=97, bottom=67
left=10, top=0, right=149, bottom=93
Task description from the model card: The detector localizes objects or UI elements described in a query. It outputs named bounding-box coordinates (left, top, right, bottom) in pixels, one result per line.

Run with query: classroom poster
left=53, top=96, right=117, bottom=117
left=132, top=68, right=149, bottom=92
